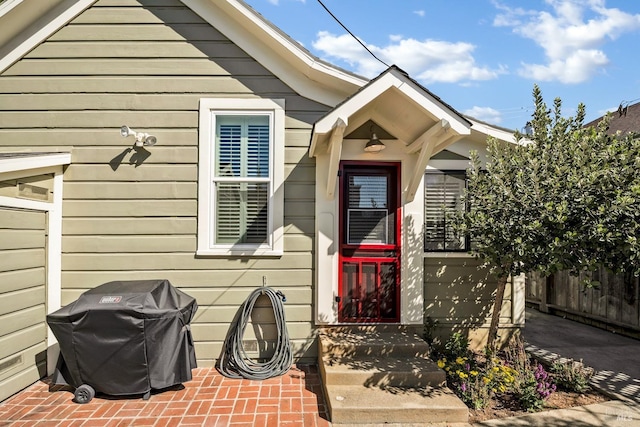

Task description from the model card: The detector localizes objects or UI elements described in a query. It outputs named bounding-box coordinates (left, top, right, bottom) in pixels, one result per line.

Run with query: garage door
left=0, top=207, right=48, bottom=402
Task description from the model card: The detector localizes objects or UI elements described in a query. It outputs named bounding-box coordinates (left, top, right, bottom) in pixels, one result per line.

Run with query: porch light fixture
left=364, top=126, right=385, bottom=153
left=120, top=125, right=157, bottom=147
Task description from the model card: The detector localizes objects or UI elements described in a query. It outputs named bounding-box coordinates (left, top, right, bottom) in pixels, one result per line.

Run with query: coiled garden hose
left=216, top=287, right=293, bottom=380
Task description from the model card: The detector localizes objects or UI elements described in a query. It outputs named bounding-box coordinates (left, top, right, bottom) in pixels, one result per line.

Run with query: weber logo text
left=99, top=296, right=122, bottom=304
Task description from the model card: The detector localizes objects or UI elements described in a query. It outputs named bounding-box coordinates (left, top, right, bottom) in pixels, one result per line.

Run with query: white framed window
left=197, top=98, right=285, bottom=256
left=424, top=170, right=468, bottom=251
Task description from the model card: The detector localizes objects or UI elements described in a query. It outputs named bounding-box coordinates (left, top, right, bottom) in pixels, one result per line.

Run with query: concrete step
left=321, top=354, right=446, bottom=388
left=319, top=330, right=431, bottom=359
left=325, top=384, right=469, bottom=425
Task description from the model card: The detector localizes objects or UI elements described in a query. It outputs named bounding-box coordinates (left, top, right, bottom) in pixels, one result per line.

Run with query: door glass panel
left=341, top=263, right=358, bottom=320
left=347, top=209, right=387, bottom=244
left=379, top=263, right=397, bottom=319
left=346, top=174, right=394, bottom=245
left=361, top=263, right=377, bottom=319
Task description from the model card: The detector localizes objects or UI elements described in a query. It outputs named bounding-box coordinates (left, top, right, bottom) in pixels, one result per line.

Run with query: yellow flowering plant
left=435, top=333, right=521, bottom=410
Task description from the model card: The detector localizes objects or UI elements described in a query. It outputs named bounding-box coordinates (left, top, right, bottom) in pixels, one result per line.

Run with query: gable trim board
left=0, top=0, right=98, bottom=74
left=0, top=153, right=71, bottom=378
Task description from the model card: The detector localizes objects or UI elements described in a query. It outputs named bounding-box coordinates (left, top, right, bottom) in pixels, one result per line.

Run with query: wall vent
left=18, top=182, right=49, bottom=201
left=0, top=354, right=23, bottom=374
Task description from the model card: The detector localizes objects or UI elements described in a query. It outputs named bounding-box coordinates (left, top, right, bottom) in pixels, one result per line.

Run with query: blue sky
left=243, top=0, right=640, bottom=131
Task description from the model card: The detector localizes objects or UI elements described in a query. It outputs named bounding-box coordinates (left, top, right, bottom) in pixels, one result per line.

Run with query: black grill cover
left=47, top=279, right=197, bottom=396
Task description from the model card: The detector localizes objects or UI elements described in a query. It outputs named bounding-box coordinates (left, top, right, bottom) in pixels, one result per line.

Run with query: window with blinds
left=214, top=115, right=270, bottom=245
left=424, top=171, right=468, bottom=251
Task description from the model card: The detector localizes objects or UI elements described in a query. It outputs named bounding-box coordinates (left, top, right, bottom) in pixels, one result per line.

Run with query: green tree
left=455, top=85, right=640, bottom=351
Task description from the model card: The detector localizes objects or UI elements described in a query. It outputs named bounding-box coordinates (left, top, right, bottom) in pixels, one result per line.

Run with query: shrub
left=550, top=359, right=593, bottom=392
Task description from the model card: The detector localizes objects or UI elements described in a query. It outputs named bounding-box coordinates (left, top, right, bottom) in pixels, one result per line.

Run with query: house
left=0, top=0, right=524, bottom=404
left=584, top=100, right=640, bottom=136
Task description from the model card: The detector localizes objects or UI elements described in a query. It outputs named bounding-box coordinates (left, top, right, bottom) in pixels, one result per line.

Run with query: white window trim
left=197, top=98, right=285, bottom=257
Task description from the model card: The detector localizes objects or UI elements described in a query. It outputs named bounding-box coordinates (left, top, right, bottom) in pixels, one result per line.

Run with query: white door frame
left=0, top=153, right=70, bottom=375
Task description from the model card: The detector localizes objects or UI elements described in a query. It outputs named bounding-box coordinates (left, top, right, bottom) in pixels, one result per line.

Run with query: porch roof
left=309, top=66, right=473, bottom=201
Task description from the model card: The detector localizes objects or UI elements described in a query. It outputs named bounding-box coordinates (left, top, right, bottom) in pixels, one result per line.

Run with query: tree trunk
left=488, top=274, right=509, bottom=353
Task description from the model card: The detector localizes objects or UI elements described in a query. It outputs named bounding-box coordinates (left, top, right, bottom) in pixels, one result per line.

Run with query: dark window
left=424, top=171, right=468, bottom=251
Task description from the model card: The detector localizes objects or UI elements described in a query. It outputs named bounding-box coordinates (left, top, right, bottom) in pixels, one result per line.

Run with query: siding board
left=180, top=288, right=311, bottom=306
left=63, top=218, right=196, bottom=235
left=194, top=340, right=313, bottom=367
left=63, top=235, right=195, bottom=253
left=0, top=324, right=47, bottom=361
left=191, top=322, right=313, bottom=342
left=63, top=200, right=197, bottom=217
left=0, top=306, right=45, bottom=339
left=0, top=287, right=46, bottom=317
left=0, top=208, right=45, bottom=229
left=61, top=270, right=312, bottom=288
left=72, top=7, right=205, bottom=25
left=0, top=249, right=46, bottom=272
left=0, top=111, right=196, bottom=129
left=27, top=41, right=249, bottom=59
left=62, top=253, right=312, bottom=271
left=71, top=146, right=197, bottom=165
left=0, top=77, right=262, bottom=94
left=0, top=269, right=45, bottom=294
left=3, top=58, right=269, bottom=77
left=194, top=305, right=312, bottom=323
left=50, top=24, right=226, bottom=42
left=0, top=230, right=45, bottom=250
left=64, top=182, right=197, bottom=199
left=64, top=165, right=196, bottom=182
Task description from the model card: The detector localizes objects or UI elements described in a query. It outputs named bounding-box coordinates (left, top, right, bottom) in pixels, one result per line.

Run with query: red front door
left=338, top=162, right=401, bottom=323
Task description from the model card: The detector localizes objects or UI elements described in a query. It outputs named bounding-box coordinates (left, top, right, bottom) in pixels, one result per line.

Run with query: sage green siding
left=0, top=207, right=47, bottom=402
left=424, top=257, right=521, bottom=349
left=0, top=0, right=327, bottom=365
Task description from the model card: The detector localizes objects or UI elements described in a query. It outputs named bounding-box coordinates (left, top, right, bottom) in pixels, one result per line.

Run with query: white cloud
left=414, top=10, right=425, bottom=17
left=463, top=106, right=503, bottom=124
left=312, top=31, right=505, bottom=83
left=494, top=0, right=640, bottom=83
left=519, top=49, right=608, bottom=83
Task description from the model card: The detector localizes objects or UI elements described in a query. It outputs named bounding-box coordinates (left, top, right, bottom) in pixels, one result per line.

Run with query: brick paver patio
left=0, top=365, right=330, bottom=426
